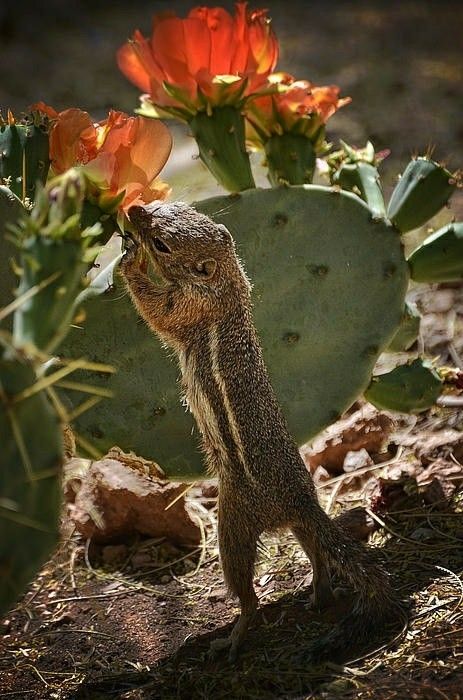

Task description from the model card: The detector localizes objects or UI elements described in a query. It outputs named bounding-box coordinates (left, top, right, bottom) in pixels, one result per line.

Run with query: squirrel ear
left=194, top=258, right=217, bottom=279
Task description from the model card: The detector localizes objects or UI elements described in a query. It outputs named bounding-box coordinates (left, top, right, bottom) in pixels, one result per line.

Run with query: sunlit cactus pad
left=64, top=186, right=408, bottom=477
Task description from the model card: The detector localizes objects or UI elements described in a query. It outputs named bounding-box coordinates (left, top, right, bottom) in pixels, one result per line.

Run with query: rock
left=418, top=288, right=455, bottom=314
left=342, top=449, right=374, bottom=473
left=302, top=405, right=394, bottom=475
left=199, top=480, right=218, bottom=503
left=130, top=551, right=153, bottom=569
left=413, top=430, right=463, bottom=465
left=66, top=448, right=201, bottom=546
left=417, top=458, right=463, bottom=506
left=102, top=544, right=129, bottom=566
left=312, top=465, right=331, bottom=486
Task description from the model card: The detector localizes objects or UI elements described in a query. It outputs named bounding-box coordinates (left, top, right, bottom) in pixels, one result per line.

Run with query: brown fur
left=120, top=201, right=404, bottom=662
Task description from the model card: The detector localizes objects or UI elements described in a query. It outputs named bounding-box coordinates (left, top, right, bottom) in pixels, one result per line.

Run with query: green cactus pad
left=332, top=162, right=386, bottom=220
left=387, top=301, right=421, bottom=352
left=0, top=353, right=62, bottom=614
left=408, top=222, right=463, bottom=283
left=0, top=122, right=50, bottom=201
left=364, top=358, right=442, bottom=413
left=387, top=157, right=456, bottom=233
left=62, top=186, right=408, bottom=478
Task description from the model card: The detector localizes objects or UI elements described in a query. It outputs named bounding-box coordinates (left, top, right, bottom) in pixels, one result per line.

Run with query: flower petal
left=83, top=114, right=172, bottom=204
left=117, top=4, right=280, bottom=114
left=117, top=30, right=165, bottom=93
left=49, top=108, right=98, bottom=173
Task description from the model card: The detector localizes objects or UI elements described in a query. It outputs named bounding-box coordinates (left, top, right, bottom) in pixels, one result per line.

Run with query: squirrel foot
left=208, top=605, right=257, bottom=663
left=208, top=635, right=237, bottom=663
left=310, top=585, right=352, bottom=613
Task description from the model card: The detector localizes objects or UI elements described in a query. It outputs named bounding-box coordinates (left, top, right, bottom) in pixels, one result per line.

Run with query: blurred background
left=1, top=0, right=462, bottom=209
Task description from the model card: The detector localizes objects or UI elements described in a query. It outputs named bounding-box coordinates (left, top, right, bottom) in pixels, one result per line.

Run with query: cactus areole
left=64, top=185, right=408, bottom=477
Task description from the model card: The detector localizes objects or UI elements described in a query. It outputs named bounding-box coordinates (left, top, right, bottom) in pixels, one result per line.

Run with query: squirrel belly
left=120, top=200, right=405, bottom=662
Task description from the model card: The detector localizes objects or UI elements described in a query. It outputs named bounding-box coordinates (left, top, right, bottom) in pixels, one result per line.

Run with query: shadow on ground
left=72, top=494, right=463, bottom=700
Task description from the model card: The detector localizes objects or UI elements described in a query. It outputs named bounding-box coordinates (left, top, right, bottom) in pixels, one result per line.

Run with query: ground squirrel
left=120, top=201, right=403, bottom=662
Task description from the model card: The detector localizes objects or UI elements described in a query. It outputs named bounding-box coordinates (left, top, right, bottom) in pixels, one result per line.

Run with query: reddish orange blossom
left=117, top=3, right=279, bottom=119
left=30, top=104, right=172, bottom=212
left=246, top=73, right=351, bottom=148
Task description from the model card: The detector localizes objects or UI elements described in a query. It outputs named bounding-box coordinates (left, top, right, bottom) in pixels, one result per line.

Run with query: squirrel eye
left=153, top=236, right=171, bottom=254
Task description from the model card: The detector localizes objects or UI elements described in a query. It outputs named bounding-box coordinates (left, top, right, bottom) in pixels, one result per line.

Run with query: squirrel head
left=128, top=201, right=251, bottom=307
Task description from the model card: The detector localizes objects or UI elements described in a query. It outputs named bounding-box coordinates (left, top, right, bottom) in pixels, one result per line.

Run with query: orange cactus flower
left=117, top=2, right=279, bottom=120
left=246, top=73, right=351, bottom=149
left=30, top=104, right=172, bottom=212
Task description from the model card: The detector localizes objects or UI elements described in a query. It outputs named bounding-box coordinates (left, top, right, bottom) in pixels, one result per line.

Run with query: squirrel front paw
left=119, top=234, right=142, bottom=274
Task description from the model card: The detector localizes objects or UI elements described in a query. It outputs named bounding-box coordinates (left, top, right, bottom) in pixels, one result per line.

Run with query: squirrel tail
left=309, top=509, right=407, bottom=662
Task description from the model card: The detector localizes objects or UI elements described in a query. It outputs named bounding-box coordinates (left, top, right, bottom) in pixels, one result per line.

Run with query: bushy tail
left=310, top=509, right=407, bottom=662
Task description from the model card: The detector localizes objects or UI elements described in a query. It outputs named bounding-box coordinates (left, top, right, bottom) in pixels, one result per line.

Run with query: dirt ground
left=1, top=1, right=463, bottom=698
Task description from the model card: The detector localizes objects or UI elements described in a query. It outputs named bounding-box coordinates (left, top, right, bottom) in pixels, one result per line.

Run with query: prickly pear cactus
left=0, top=348, right=62, bottom=614
left=11, top=170, right=103, bottom=354
left=0, top=185, right=25, bottom=316
left=62, top=185, right=408, bottom=477
left=0, top=168, right=113, bottom=614
left=387, top=301, right=421, bottom=352
left=408, top=223, right=463, bottom=283
left=387, top=157, right=456, bottom=233
left=0, top=111, right=50, bottom=201
left=365, top=358, right=442, bottom=413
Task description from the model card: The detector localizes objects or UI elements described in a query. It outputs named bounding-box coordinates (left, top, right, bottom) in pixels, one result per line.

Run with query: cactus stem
left=0, top=271, right=61, bottom=323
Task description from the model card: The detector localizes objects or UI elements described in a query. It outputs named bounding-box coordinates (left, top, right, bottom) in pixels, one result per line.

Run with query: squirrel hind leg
left=291, top=525, right=336, bottom=611
left=210, top=511, right=259, bottom=662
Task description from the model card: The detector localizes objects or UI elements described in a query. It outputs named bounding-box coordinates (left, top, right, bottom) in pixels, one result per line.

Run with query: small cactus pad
left=407, top=222, right=463, bottom=283
left=264, top=133, right=316, bottom=186
left=387, top=157, right=456, bottom=233
left=0, top=353, right=62, bottom=614
left=364, top=358, right=442, bottom=413
left=332, top=162, right=386, bottom=220
left=387, top=301, right=421, bottom=352
left=63, top=186, right=408, bottom=477
left=189, top=107, right=255, bottom=192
